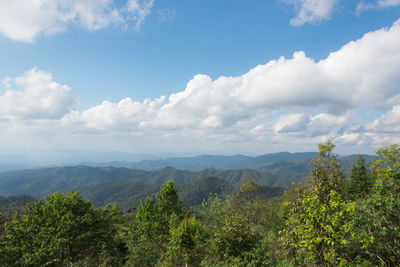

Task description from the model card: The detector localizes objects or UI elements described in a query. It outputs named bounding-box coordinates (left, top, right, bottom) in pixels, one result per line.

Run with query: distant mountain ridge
left=77, top=151, right=319, bottom=171
left=0, top=153, right=376, bottom=199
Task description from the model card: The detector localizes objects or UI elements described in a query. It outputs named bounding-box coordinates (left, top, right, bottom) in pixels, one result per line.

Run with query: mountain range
left=0, top=152, right=377, bottom=211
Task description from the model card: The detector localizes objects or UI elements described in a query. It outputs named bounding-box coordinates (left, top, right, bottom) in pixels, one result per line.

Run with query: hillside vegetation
left=0, top=143, right=398, bottom=266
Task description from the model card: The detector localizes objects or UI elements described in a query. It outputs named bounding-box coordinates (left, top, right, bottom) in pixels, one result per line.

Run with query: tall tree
left=347, top=154, right=372, bottom=198
left=279, top=141, right=370, bottom=266
left=126, top=180, right=187, bottom=266
left=309, top=141, right=345, bottom=200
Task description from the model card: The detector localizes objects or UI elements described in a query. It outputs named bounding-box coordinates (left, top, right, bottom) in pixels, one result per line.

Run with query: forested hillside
left=77, top=176, right=278, bottom=211
left=0, top=142, right=399, bottom=266
left=0, top=195, right=35, bottom=218
left=0, top=153, right=375, bottom=198
left=0, top=166, right=289, bottom=197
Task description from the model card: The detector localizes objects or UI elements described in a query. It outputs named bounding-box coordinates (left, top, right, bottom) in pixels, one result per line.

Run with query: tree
left=309, top=141, right=345, bottom=200
left=357, top=144, right=400, bottom=266
left=201, top=178, right=279, bottom=265
left=279, top=141, right=371, bottom=266
left=0, top=191, right=123, bottom=266
left=280, top=188, right=371, bottom=266
left=347, top=154, right=372, bottom=199
left=160, top=216, right=208, bottom=267
left=126, top=179, right=188, bottom=266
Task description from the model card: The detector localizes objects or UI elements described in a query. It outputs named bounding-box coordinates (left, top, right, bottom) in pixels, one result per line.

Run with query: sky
left=0, top=0, right=399, bottom=157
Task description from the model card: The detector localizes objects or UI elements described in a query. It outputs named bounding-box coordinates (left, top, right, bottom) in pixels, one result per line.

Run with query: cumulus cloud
left=0, top=0, right=154, bottom=42
left=60, top=19, right=400, bottom=146
left=0, top=68, right=75, bottom=120
left=282, top=0, right=338, bottom=26
left=2, top=18, right=400, bottom=152
left=367, top=105, right=400, bottom=133
left=62, top=96, right=164, bottom=132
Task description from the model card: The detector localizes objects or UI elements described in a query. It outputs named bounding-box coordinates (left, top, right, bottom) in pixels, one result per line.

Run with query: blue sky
left=0, top=0, right=399, bottom=156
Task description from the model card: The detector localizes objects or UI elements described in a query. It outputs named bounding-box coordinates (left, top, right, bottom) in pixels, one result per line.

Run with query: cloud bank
left=1, top=19, right=400, bottom=153
left=0, top=0, right=153, bottom=42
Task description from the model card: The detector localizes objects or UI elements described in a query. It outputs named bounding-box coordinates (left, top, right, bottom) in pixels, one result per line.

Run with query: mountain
left=0, top=153, right=377, bottom=198
left=77, top=176, right=283, bottom=211
left=0, top=176, right=283, bottom=213
left=177, top=176, right=235, bottom=207
left=77, top=181, right=160, bottom=212
left=76, top=176, right=235, bottom=211
left=0, top=166, right=289, bottom=197
left=0, top=150, right=159, bottom=172
left=89, top=152, right=318, bottom=171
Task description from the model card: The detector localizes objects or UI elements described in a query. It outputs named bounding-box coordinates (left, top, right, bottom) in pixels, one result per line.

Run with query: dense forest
left=0, top=142, right=399, bottom=266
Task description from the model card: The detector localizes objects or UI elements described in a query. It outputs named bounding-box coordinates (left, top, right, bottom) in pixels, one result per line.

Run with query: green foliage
left=280, top=142, right=400, bottom=267
left=213, top=213, right=260, bottom=259
left=0, top=191, right=123, bottom=266
left=280, top=189, right=371, bottom=266
left=1, top=144, right=399, bottom=266
left=200, top=178, right=283, bottom=266
left=160, top=216, right=209, bottom=266
left=347, top=154, right=372, bottom=199
left=279, top=142, right=370, bottom=266
left=0, top=212, right=6, bottom=236
left=371, top=144, right=400, bottom=179
left=157, top=179, right=186, bottom=218
left=309, top=140, right=345, bottom=200
left=126, top=179, right=188, bottom=266
left=177, top=176, right=235, bottom=207
left=356, top=145, right=400, bottom=266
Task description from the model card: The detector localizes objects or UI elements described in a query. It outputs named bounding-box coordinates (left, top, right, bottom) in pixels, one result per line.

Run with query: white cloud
left=357, top=0, right=400, bottom=14
left=338, top=133, right=360, bottom=143
left=274, top=113, right=310, bottom=133
left=367, top=105, right=400, bottom=133
left=62, top=96, right=164, bottom=132
left=306, top=113, right=348, bottom=137
left=282, top=0, right=338, bottom=26
left=0, top=68, right=75, bottom=120
left=0, top=0, right=153, bottom=42
left=2, top=18, right=400, bottom=153
left=60, top=19, right=400, bottom=147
